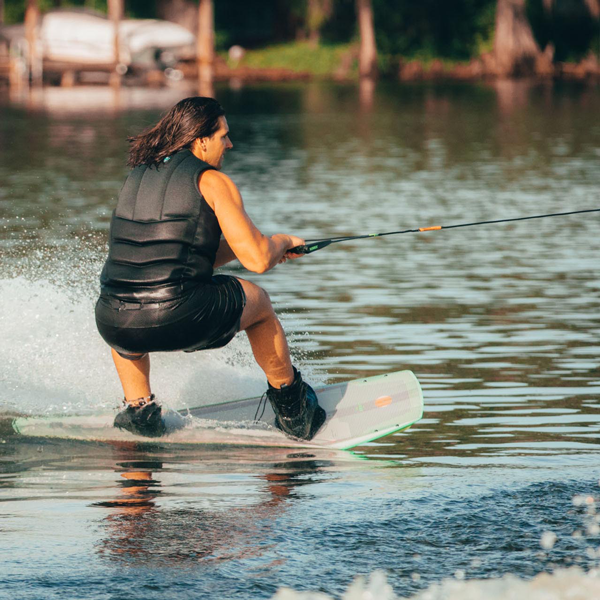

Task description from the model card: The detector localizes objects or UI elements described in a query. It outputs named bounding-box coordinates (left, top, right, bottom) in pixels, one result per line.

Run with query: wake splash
left=275, top=488, right=600, bottom=599
left=0, top=270, right=295, bottom=416
left=1, top=242, right=321, bottom=418
left=273, top=567, right=600, bottom=600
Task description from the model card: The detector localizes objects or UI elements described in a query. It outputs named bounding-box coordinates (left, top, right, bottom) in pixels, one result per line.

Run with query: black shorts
left=95, top=275, right=246, bottom=360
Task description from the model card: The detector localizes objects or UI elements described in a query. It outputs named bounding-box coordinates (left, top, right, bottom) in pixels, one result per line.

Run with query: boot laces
left=120, top=394, right=155, bottom=410
left=254, top=392, right=268, bottom=421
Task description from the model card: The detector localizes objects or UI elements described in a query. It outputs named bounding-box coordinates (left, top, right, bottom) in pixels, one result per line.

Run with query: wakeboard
left=12, top=370, right=423, bottom=450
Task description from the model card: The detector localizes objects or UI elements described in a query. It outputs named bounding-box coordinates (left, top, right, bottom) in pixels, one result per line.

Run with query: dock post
left=24, top=0, right=42, bottom=86
left=108, top=0, right=123, bottom=87
left=197, top=0, right=214, bottom=97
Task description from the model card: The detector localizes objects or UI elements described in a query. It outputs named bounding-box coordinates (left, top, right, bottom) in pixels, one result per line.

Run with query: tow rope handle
left=289, top=240, right=332, bottom=255
left=289, top=226, right=442, bottom=254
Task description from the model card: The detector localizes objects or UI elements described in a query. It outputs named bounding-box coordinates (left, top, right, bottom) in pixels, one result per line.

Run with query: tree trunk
left=306, top=0, right=333, bottom=47
left=107, top=0, right=122, bottom=87
left=197, top=0, right=214, bottom=97
left=0, top=0, right=4, bottom=25
left=24, top=0, right=41, bottom=84
left=157, top=0, right=198, bottom=34
left=356, top=0, right=377, bottom=78
left=494, top=0, right=541, bottom=77
left=584, top=0, right=600, bottom=18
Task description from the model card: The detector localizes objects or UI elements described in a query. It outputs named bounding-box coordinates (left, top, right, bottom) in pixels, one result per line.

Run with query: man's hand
left=278, top=235, right=305, bottom=264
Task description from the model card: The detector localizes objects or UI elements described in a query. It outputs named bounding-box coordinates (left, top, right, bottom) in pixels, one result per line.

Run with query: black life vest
left=100, top=150, right=220, bottom=302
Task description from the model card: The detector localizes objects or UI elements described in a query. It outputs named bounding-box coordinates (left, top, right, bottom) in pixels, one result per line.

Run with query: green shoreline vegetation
left=226, top=43, right=492, bottom=79
left=228, top=41, right=597, bottom=82
left=2, top=0, right=599, bottom=82
left=224, top=42, right=357, bottom=78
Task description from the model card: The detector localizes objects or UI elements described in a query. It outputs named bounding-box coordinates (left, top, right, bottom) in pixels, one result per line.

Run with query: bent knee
left=255, top=285, right=272, bottom=307
left=238, top=280, right=275, bottom=329
left=250, top=286, right=275, bottom=318
left=239, top=279, right=271, bottom=307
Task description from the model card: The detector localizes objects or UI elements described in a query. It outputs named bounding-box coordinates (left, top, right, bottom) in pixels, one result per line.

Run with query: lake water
left=1, top=80, right=600, bottom=599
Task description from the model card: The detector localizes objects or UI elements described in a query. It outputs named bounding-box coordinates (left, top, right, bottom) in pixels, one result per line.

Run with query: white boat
left=1, top=9, right=196, bottom=71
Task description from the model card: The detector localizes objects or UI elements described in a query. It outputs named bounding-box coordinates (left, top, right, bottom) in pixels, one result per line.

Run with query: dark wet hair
left=127, top=96, right=225, bottom=167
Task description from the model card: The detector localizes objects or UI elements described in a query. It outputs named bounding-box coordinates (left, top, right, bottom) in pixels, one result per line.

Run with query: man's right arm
left=199, top=170, right=304, bottom=274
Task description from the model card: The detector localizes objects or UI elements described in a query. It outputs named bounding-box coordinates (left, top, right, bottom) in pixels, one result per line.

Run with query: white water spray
left=0, top=244, right=316, bottom=416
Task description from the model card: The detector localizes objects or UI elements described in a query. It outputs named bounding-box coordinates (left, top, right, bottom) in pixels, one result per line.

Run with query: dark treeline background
left=3, top=0, right=600, bottom=65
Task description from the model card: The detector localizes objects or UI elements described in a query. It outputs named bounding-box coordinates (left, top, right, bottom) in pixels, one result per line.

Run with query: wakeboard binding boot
left=114, top=394, right=166, bottom=438
left=266, top=367, right=326, bottom=441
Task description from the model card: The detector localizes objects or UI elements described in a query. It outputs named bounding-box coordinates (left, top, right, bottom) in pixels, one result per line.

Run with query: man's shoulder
left=199, top=169, right=238, bottom=196
left=199, top=170, right=243, bottom=214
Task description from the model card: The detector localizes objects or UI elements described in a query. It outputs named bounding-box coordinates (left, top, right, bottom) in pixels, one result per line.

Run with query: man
left=95, top=97, right=325, bottom=440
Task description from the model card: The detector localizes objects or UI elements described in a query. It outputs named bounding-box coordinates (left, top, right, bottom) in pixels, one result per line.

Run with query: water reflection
left=6, top=83, right=191, bottom=113
left=94, top=461, right=162, bottom=512
left=494, top=78, right=533, bottom=115
left=91, top=453, right=333, bottom=566
left=359, top=77, right=375, bottom=111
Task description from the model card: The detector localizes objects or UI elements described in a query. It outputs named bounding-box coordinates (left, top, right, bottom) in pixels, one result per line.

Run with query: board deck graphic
left=12, top=370, right=423, bottom=450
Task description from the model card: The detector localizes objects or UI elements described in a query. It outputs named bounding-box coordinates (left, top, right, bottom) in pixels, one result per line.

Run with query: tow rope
left=290, top=208, right=600, bottom=255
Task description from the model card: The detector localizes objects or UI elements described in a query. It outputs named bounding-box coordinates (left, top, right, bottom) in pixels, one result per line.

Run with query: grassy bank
left=223, top=41, right=489, bottom=80
left=224, top=42, right=356, bottom=77
left=217, top=40, right=600, bottom=83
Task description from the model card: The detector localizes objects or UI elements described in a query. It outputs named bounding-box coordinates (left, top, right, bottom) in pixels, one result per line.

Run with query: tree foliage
left=2, top=0, right=599, bottom=64
left=372, top=0, right=497, bottom=60
left=527, top=0, right=600, bottom=60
